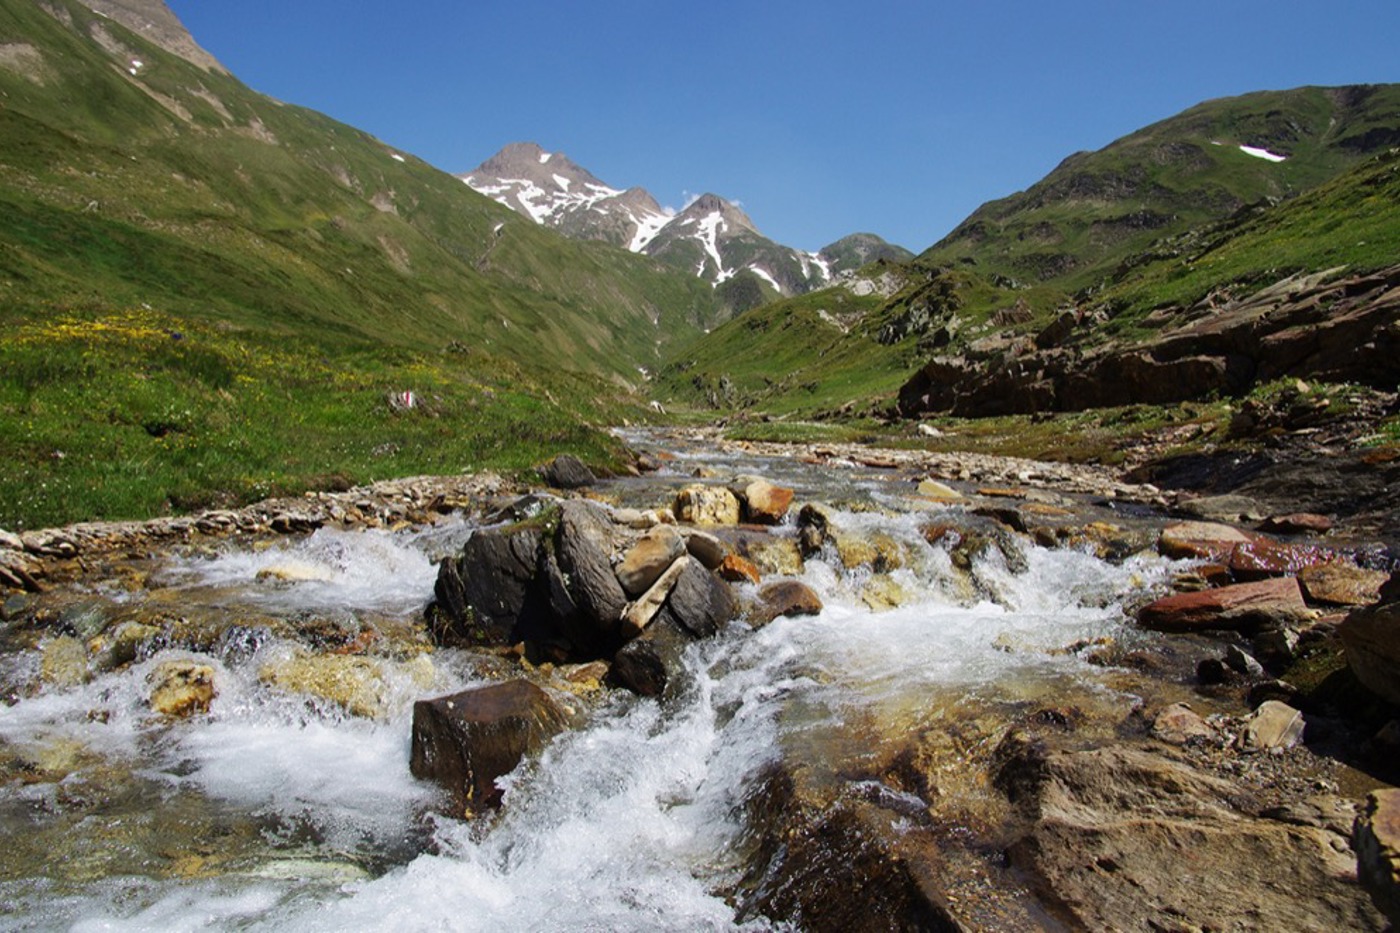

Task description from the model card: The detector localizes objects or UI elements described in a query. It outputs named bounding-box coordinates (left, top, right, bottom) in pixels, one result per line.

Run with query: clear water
left=0, top=438, right=1181, bottom=931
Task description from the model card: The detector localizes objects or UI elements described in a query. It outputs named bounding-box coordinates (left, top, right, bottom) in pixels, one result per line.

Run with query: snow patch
left=390, top=153, right=405, bottom=163
left=749, top=266, right=782, bottom=292
left=128, top=59, right=143, bottom=76
left=553, top=174, right=571, bottom=191
left=629, top=210, right=671, bottom=252
left=695, top=212, right=731, bottom=282
left=539, top=151, right=552, bottom=164
left=1239, top=145, right=1287, bottom=163
left=801, top=251, right=832, bottom=282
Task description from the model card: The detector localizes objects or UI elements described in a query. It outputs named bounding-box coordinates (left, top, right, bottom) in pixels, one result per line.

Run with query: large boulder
left=1138, top=577, right=1311, bottom=633
left=426, top=501, right=628, bottom=659
left=1339, top=580, right=1400, bottom=705
left=410, top=680, right=570, bottom=815
left=1355, top=788, right=1400, bottom=925
left=995, top=742, right=1383, bottom=930
left=539, top=454, right=596, bottom=489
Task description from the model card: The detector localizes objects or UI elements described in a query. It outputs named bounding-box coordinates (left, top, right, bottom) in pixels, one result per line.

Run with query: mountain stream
left=0, top=433, right=1200, bottom=930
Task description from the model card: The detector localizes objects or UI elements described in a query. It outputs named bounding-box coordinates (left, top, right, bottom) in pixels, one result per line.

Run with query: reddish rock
left=1299, top=563, right=1390, bottom=607
left=410, top=680, right=570, bottom=815
left=1158, top=521, right=1253, bottom=562
left=753, top=581, right=824, bottom=626
left=718, top=553, right=761, bottom=585
left=1228, top=538, right=1336, bottom=580
left=742, top=479, right=795, bottom=525
left=1138, top=577, right=1311, bottom=633
left=1259, top=513, right=1333, bottom=534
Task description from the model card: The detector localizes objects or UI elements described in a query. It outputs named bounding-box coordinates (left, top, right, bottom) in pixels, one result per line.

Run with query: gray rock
left=1225, top=644, right=1265, bottom=678
left=539, top=454, right=596, bottom=489
left=655, top=556, right=737, bottom=638
left=555, top=501, right=628, bottom=643
left=1178, top=494, right=1266, bottom=523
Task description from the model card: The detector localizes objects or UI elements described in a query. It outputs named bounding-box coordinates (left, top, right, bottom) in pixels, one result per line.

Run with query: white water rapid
left=0, top=444, right=1185, bottom=931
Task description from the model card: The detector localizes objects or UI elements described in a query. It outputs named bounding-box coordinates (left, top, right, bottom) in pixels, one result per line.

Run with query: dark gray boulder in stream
left=425, top=499, right=737, bottom=680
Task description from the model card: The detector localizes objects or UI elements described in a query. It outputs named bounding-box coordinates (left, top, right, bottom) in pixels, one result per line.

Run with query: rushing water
left=0, top=436, right=1185, bottom=931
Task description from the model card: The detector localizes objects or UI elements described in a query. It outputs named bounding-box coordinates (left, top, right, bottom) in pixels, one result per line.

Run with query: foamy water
left=0, top=472, right=1181, bottom=931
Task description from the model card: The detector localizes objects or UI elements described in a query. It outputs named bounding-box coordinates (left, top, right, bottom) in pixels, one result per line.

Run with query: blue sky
left=166, top=1, right=1400, bottom=253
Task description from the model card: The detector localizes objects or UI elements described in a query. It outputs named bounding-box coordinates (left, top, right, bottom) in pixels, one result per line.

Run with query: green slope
left=658, top=85, right=1400, bottom=420
left=0, top=0, right=723, bottom=528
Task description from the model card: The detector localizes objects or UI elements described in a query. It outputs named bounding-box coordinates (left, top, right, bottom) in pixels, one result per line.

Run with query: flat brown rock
left=1158, top=520, right=1253, bottom=562
left=1227, top=538, right=1336, bottom=580
left=1138, top=577, right=1310, bottom=632
left=1300, top=562, right=1390, bottom=606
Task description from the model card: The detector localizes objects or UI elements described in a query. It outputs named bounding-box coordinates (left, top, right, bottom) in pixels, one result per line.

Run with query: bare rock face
left=995, top=743, right=1384, bottom=930
left=410, top=680, right=570, bottom=815
left=76, top=0, right=226, bottom=71
left=1355, top=788, right=1400, bottom=925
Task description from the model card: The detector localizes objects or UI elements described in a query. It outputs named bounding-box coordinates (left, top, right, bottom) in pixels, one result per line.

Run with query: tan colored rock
left=674, top=485, right=741, bottom=525
left=40, top=636, right=88, bottom=688
left=620, top=557, right=688, bottom=640
left=1158, top=520, right=1252, bottom=562
left=682, top=529, right=726, bottom=569
left=1238, top=700, right=1305, bottom=751
left=916, top=478, right=964, bottom=502
left=1355, top=788, right=1400, bottom=925
left=1339, top=597, right=1400, bottom=705
left=860, top=575, right=908, bottom=612
left=746, top=537, right=804, bottom=577
left=742, top=478, right=795, bottom=525
left=1299, top=562, right=1389, bottom=607
left=258, top=654, right=389, bottom=719
left=615, top=525, right=685, bottom=597
left=149, top=660, right=216, bottom=718
left=1150, top=702, right=1216, bottom=745
left=1138, top=577, right=1311, bottom=633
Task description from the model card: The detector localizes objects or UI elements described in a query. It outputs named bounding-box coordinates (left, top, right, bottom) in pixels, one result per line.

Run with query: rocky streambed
left=0, top=429, right=1397, bottom=930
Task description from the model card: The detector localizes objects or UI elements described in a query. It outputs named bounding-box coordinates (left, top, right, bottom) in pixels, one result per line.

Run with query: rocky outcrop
left=1355, top=788, right=1400, bottom=925
left=995, top=741, right=1384, bottom=931
left=409, top=680, right=571, bottom=815
left=897, top=264, right=1400, bottom=418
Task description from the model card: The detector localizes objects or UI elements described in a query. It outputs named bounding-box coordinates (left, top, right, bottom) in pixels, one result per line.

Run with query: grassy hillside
left=657, top=85, right=1400, bottom=421
left=0, top=0, right=723, bottom=528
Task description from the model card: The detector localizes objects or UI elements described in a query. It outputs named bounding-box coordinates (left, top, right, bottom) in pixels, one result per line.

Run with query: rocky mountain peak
left=677, top=193, right=758, bottom=235
left=78, top=0, right=224, bottom=72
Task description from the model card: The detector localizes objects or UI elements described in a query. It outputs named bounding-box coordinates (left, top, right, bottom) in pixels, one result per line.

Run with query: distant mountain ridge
left=461, top=142, right=913, bottom=299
